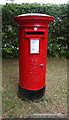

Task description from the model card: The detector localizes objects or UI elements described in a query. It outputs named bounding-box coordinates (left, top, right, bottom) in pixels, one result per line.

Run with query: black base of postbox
left=18, top=85, right=46, bottom=101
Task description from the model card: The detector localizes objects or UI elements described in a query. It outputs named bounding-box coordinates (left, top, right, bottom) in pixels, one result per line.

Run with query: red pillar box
left=14, top=13, right=54, bottom=100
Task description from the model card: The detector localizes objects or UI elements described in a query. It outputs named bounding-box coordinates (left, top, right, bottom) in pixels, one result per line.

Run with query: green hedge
left=2, top=3, right=68, bottom=58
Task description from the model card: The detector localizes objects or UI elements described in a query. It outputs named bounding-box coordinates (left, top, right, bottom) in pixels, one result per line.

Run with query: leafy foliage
left=2, top=3, right=68, bottom=58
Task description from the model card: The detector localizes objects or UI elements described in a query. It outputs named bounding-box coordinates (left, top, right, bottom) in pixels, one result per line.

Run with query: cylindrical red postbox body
left=14, top=13, right=54, bottom=100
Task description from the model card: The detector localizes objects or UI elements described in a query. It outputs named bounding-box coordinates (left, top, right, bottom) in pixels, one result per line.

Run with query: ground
left=2, top=57, right=67, bottom=118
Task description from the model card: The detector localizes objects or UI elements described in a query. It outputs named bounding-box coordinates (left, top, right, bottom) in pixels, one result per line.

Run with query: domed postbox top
left=14, top=13, right=54, bottom=27
left=17, top=13, right=51, bottom=17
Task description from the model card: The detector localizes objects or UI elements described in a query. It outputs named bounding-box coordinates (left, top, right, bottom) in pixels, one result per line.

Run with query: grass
left=2, top=57, right=67, bottom=118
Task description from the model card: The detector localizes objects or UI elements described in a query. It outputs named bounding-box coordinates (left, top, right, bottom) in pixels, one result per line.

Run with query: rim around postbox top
left=14, top=13, right=54, bottom=21
left=14, top=13, right=54, bottom=27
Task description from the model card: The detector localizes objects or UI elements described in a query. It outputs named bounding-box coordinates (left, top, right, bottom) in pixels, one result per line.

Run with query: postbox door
left=29, top=37, right=47, bottom=88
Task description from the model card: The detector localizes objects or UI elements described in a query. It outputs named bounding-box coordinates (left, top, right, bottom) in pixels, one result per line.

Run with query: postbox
left=14, top=13, right=54, bottom=100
